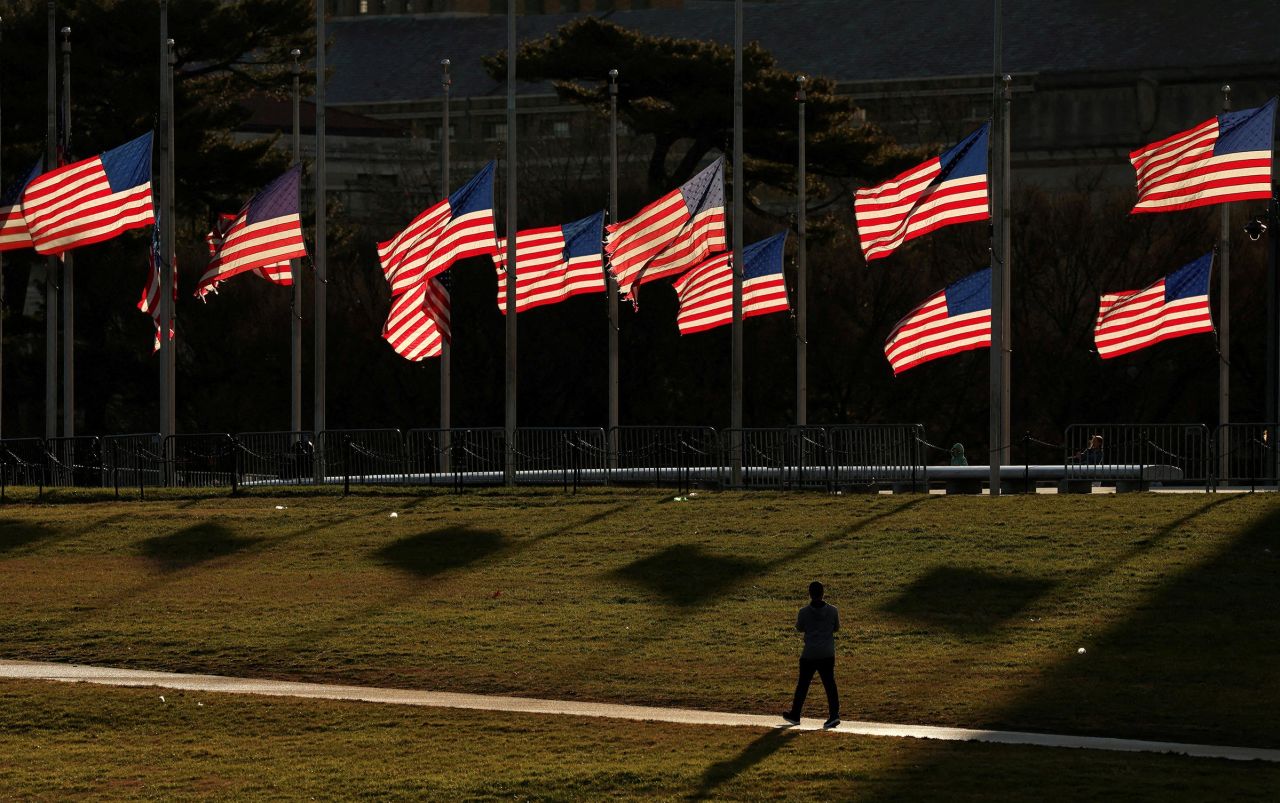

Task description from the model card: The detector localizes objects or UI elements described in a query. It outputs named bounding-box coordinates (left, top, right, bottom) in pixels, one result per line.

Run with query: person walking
left=782, top=580, right=840, bottom=728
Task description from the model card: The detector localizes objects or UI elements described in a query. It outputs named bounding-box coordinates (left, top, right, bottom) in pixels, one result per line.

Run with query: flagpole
left=314, top=0, right=328, bottom=451
left=730, top=0, right=743, bottom=486
left=60, top=26, right=73, bottom=438
left=290, top=49, right=303, bottom=436
left=504, top=0, right=518, bottom=486
left=161, top=32, right=177, bottom=441
left=45, top=0, right=58, bottom=441
left=607, top=68, right=619, bottom=468
left=439, top=57, right=452, bottom=471
left=1219, top=84, right=1232, bottom=481
left=156, top=2, right=170, bottom=441
left=795, top=74, right=807, bottom=427
left=988, top=0, right=1011, bottom=496
left=0, top=14, right=5, bottom=439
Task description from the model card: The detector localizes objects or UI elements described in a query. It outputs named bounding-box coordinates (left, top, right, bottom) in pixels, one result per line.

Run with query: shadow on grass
left=687, top=729, right=798, bottom=800
left=860, top=500, right=1280, bottom=803
left=613, top=544, right=767, bottom=607
left=0, top=519, right=57, bottom=555
left=374, top=526, right=506, bottom=578
left=881, top=566, right=1056, bottom=634
left=138, top=522, right=264, bottom=572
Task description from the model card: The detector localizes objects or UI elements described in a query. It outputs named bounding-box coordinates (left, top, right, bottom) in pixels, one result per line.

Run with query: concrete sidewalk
left=2, top=659, right=1276, bottom=763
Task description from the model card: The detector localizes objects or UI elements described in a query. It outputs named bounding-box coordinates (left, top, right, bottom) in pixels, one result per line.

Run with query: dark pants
left=789, top=656, right=838, bottom=719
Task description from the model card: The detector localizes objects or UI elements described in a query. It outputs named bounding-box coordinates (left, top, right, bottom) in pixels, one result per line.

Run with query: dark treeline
left=0, top=3, right=1268, bottom=455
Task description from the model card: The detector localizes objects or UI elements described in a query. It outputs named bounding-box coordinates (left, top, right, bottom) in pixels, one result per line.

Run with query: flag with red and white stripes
left=379, top=161, right=497, bottom=297
left=673, top=231, right=790, bottom=335
left=493, top=211, right=605, bottom=314
left=884, top=267, right=991, bottom=375
left=382, top=276, right=451, bottom=361
left=197, top=166, right=307, bottom=298
left=0, top=160, right=42, bottom=252
left=205, top=213, right=292, bottom=288
left=1094, top=253, right=1215, bottom=359
left=1130, top=98, right=1275, bottom=214
left=606, top=158, right=726, bottom=304
left=20, top=132, right=154, bottom=255
left=138, top=221, right=175, bottom=353
left=380, top=162, right=494, bottom=361
left=854, top=124, right=989, bottom=262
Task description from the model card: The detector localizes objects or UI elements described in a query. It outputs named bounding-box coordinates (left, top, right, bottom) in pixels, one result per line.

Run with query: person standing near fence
left=782, top=580, right=841, bottom=728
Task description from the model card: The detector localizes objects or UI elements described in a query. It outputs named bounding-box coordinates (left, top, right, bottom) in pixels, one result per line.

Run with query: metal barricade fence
left=46, top=436, right=102, bottom=487
left=235, top=431, right=315, bottom=488
left=609, top=426, right=720, bottom=488
left=1213, top=423, right=1279, bottom=490
left=827, top=425, right=926, bottom=491
left=101, top=433, right=165, bottom=493
left=445, top=428, right=507, bottom=487
left=166, top=434, right=238, bottom=489
left=1064, top=424, right=1211, bottom=490
left=402, top=428, right=506, bottom=487
left=515, top=428, right=609, bottom=488
left=319, top=429, right=405, bottom=486
left=0, top=438, right=49, bottom=489
left=722, top=428, right=829, bottom=490
left=404, top=429, right=450, bottom=486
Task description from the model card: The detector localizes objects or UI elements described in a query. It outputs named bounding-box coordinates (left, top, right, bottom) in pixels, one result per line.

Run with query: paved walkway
left=2, top=660, right=1276, bottom=763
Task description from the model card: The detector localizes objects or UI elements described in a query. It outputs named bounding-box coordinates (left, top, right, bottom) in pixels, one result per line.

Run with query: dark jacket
left=796, top=600, right=840, bottom=659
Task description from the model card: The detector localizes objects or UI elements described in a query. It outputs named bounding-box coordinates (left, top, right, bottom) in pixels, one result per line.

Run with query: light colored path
left=2, top=660, right=1276, bottom=763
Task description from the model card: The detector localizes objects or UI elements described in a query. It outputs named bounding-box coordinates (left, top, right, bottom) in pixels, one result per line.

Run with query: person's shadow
left=686, top=729, right=799, bottom=800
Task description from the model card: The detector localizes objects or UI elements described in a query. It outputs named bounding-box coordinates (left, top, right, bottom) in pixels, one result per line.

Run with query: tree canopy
left=484, top=17, right=921, bottom=230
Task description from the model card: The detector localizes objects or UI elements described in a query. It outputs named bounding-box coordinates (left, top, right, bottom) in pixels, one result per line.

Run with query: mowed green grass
left=2, top=679, right=1277, bottom=801
left=1, top=489, right=1277, bottom=751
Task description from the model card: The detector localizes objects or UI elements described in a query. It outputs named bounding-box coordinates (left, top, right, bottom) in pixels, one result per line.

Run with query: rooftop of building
left=327, top=0, right=1280, bottom=105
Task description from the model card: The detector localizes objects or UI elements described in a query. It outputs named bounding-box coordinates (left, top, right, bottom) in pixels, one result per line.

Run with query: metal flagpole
left=162, top=34, right=177, bottom=439
left=439, top=57, right=451, bottom=471
left=0, top=14, right=4, bottom=439
left=314, top=0, right=328, bottom=450
left=1219, top=84, right=1232, bottom=481
left=504, top=0, right=518, bottom=486
left=45, top=1, right=58, bottom=441
left=988, top=0, right=1011, bottom=496
left=730, top=0, right=743, bottom=486
left=607, top=68, right=619, bottom=467
left=290, top=49, right=302, bottom=436
left=795, top=74, right=807, bottom=427
left=156, top=3, right=171, bottom=440
left=60, top=26, right=73, bottom=438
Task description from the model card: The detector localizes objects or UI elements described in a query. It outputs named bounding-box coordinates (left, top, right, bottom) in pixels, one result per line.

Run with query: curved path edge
left=2, top=659, right=1276, bottom=763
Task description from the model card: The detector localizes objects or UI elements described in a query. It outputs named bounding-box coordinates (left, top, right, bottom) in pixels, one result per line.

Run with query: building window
left=486, top=121, right=508, bottom=141
left=552, top=120, right=571, bottom=139
left=359, top=0, right=369, bottom=12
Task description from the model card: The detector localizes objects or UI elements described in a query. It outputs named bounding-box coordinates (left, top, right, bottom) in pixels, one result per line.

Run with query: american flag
left=380, top=163, right=494, bottom=361
left=854, top=124, right=990, bottom=262
left=138, top=221, right=175, bottom=353
left=383, top=275, right=451, bottom=361
left=205, top=213, right=292, bottom=288
left=884, top=267, right=991, bottom=375
left=606, top=158, right=726, bottom=304
left=493, top=211, right=605, bottom=314
left=1094, top=253, right=1214, bottom=359
left=20, top=131, right=154, bottom=255
left=0, top=160, right=42, bottom=252
left=379, top=161, right=497, bottom=297
left=1130, top=98, right=1275, bottom=214
left=197, top=166, right=307, bottom=298
left=674, top=231, right=790, bottom=335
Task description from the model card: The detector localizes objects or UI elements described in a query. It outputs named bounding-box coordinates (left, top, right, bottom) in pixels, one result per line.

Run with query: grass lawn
left=1, top=488, right=1277, bottom=755
left=2, top=678, right=1276, bottom=801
